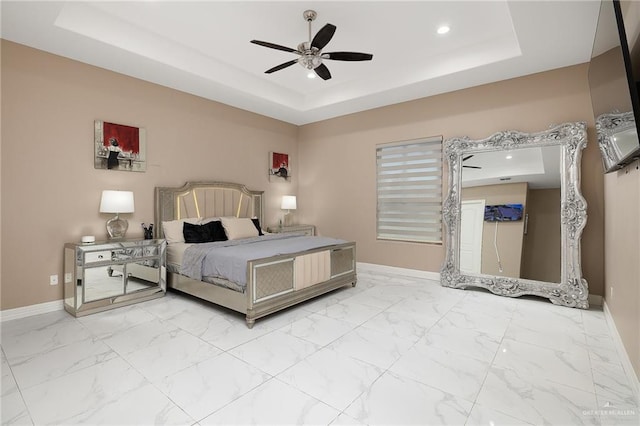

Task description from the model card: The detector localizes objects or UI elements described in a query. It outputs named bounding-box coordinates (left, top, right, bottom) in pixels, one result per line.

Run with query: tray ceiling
left=1, top=1, right=601, bottom=125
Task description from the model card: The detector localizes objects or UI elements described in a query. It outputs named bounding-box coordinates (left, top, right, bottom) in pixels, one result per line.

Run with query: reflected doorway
left=460, top=199, right=485, bottom=274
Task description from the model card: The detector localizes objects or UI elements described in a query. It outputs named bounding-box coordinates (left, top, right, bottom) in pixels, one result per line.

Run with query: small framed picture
left=94, top=120, right=146, bottom=172
left=269, top=151, right=290, bottom=181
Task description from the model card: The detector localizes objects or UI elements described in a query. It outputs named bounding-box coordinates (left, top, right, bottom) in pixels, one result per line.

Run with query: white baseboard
left=0, top=265, right=436, bottom=322
left=603, top=300, right=640, bottom=407
left=355, top=264, right=638, bottom=405
left=356, top=264, right=604, bottom=306
left=357, top=262, right=440, bottom=281
left=0, top=300, right=64, bottom=323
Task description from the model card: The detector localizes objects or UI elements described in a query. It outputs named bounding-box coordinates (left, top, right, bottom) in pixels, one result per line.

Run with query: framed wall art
left=94, top=120, right=147, bottom=172
left=269, top=151, right=290, bottom=182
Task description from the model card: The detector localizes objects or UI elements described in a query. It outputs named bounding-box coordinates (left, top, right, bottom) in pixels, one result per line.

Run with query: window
left=376, top=136, right=443, bottom=243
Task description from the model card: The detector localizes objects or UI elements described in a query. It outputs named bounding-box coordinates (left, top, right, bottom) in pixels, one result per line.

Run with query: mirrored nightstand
left=266, top=224, right=315, bottom=236
left=64, top=239, right=166, bottom=317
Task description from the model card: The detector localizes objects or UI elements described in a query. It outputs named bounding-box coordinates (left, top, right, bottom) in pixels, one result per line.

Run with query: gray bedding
left=180, top=233, right=347, bottom=287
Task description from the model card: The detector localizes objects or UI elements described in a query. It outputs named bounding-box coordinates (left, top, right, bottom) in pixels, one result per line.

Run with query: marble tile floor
left=1, top=268, right=638, bottom=425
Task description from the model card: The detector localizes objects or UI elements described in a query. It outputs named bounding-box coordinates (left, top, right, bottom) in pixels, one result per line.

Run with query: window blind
left=376, top=137, right=443, bottom=243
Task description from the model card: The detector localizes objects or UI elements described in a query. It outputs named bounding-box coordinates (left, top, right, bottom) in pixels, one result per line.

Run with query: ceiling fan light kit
left=250, top=9, right=373, bottom=80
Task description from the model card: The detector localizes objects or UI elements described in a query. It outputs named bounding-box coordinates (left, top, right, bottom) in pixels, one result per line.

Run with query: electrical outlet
left=64, top=273, right=72, bottom=284
left=49, top=274, right=58, bottom=285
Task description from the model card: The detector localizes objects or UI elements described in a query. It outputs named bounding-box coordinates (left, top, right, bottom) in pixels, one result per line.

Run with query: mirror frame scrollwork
left=440, top=122, right=589, bottom=309
left=596, top=111, right=638, bottom=172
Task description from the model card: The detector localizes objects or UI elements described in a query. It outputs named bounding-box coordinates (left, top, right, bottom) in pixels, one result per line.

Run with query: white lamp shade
left=100, top=190, right=135, bottom=213
left=281, top=195, right=297, bottom=210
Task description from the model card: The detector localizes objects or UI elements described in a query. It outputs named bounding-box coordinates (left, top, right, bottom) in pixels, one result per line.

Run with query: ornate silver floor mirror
left=440, top=122, right=589, bottom=308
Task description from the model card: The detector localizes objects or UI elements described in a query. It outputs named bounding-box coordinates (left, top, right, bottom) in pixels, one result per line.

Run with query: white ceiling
left=1, top=1, right=601, bottom=125
left=462, top=145, right=561, bottom=189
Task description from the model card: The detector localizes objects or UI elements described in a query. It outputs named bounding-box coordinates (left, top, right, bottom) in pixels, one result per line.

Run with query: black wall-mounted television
left=484, top=204, right=524, bottom=222
left=588, top=0, right=640, bottom=172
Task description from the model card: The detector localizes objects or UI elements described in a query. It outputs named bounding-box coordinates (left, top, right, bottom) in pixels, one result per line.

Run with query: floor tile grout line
left=462, top=314, right=525, bottom=426
left=4, top=272, right=638, bottom=425
left=0, top=345, right=36, bottom=425
left=193, top=372, right=279, bottom=424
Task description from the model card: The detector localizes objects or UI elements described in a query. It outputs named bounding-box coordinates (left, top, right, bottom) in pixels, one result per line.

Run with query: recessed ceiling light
left=437, top=25, right=450, bottom=35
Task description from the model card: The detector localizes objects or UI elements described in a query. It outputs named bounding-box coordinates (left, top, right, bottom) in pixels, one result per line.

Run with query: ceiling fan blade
left=462, top=155, right=474, bottom=161
left=314, top=63, right=332, bottom=80
left=250, top=40, right=298, bottom=53
left=265, top=60, right=299, bottom=74
left=323, top=51, right=373, bottom=61
left=311, top=24, right=336, bottom=50
left=463, top=165, right=482, bottom=169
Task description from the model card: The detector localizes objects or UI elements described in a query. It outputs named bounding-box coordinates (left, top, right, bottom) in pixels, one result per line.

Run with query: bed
left=154, top=181, right=357, bottom=328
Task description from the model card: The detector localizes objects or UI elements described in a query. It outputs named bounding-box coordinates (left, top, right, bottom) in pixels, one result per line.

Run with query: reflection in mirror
left=82, top=265, right=124, bottom=302
left=588, top=0, right=640, bottom=171
left=596, top=111, right=639, bottom=170
left=460, top=146, right=561, bottom=283
left=441, top=122, right=589, bottom=309
left=124, top=261, right=161, bottom=294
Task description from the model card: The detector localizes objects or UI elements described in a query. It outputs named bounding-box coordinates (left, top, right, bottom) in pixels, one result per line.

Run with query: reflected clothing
left=107, top=149, right=120, bottom=169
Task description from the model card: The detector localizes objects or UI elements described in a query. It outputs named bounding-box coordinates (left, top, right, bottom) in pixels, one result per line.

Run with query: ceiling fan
left=463, top=155, right=482, bottom=169
left=250, top=10, right=373, bottom=80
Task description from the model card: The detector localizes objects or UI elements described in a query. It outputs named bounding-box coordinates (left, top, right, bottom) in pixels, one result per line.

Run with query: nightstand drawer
left=141, top=246, right=158, bottom=257
left=298, top=228, right=314, bottom=236
left=84, top=250, right=112, bottom=263
left=267, top=224, right=315, bottom=236
left=84, top=249, right=136, bottom=263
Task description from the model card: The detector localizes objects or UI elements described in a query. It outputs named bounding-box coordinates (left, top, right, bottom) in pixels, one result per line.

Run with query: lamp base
left=283, top=211, right=294, bottom=227
left=106, top=214, right=129, bottom=239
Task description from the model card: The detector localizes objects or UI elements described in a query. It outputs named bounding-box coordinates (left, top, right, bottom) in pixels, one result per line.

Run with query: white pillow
left=220, top=217, right=259, bottom=240
left=199, top=217, right=221, bottom=224
left=162, top=218, right=200, bottom=244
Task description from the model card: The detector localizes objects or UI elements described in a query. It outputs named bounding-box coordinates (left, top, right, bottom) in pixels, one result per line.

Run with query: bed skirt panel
left=252, top=258, right=295, bottom=302
left=294, top=251, right=331, bottom=290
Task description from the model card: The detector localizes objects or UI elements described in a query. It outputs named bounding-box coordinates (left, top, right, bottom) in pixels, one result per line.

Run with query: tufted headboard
left=154, top=181, right=264, bottom=238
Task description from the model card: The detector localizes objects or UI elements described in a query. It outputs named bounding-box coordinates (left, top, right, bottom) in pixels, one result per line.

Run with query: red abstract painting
left=270, top=152, right=290, bottom=179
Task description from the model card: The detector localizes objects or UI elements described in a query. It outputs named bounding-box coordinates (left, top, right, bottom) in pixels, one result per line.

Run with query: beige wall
left=3, top=33, right=638, bottom=385
left=0, top=43, right=606, bottom=315
left=607, top=0, right=640, bottom=382
left=298, top=63, right=605, bottom=297
left=604, top=161, right=640, bottom=377
left=462, top=183, right=528, bottom=278
left=522, top=188, right=561, bottom=283
left=589, top=47, right=634, bottom=117
left=0, top=40, right=299, bottom=310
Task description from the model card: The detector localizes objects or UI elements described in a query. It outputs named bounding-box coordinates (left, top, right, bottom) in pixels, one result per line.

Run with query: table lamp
left=100, top=190, right=135, bottom=239
left=281, top=195, right=297, bottom=227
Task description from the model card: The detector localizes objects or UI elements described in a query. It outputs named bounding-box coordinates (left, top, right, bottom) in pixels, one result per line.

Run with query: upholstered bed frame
left=155, top=181, right=357, bottom=327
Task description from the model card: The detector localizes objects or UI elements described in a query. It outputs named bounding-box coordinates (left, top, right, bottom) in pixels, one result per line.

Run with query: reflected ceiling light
left=506, top=154, right=513, bottom=159
left=437, top=25, right=450, bottom=35
left=307, top=71, right=316, bottom=79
